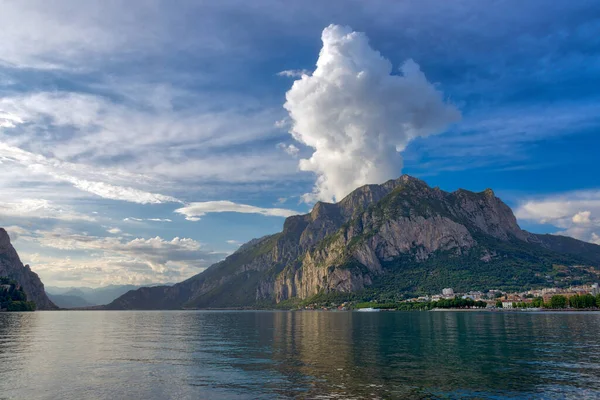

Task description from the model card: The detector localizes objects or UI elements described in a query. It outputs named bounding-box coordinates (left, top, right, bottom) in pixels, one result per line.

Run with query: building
left=442, top=288, right=454, bottom=296
left=466, top=291, right=484, bottom=300
left=592, top=283, right=599, bottom=296
left=502, top=301, right=514, bottom=309
left=0, top=284, right=11, bottom=292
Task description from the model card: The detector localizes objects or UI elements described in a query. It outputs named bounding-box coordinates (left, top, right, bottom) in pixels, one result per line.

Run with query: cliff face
left=108, top=175, right=600, bottom=310
left=0, top=229, right=57, bottom=310
left=271, top=177, right=531, bottom=302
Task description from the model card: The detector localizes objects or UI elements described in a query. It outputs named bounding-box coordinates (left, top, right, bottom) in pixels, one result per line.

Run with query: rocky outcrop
left=0, top=228, right=57, bottom=310
left=108, top=175, right=600, bottom=309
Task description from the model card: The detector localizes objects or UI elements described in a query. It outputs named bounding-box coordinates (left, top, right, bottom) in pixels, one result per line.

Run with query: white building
left=592, top=283, right=599, bottom=296
left=502, top=301, right=514, bottom=309
left=442, top=288, right=454, bottom=296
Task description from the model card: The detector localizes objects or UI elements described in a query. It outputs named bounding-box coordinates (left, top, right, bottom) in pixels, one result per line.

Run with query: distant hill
left=46, top=283, right=176, bottom=306
left=107, top=175, right=600, bottom=310
left=46, top=292, right=94, bottom=308
left=0, top=228, right=56, bottom=310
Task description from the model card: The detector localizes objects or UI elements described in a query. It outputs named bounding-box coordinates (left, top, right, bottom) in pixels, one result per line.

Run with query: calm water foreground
left=1, top=311, right=599, bottom=399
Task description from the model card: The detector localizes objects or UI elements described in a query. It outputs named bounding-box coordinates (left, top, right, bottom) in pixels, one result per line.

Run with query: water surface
left=1, top=310, right=599, bottom=399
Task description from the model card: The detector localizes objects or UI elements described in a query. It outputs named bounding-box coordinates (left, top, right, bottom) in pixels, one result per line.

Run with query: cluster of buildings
left=297, top=283, right=600, bottom=311
left=407, top=283, right=600, bottom=308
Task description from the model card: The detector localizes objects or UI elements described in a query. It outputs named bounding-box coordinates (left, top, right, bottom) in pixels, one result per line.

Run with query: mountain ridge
left=107, top=175, right=600, bottom=310
left=46, top=283, right=176, bottom=306
left=0, top=228, right=57, bottom=310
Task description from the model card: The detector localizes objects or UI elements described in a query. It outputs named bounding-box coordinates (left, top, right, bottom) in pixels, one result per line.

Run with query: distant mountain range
left=46, top=283, right=176, bottom=308
left=107, top=175, right=600, bottom=310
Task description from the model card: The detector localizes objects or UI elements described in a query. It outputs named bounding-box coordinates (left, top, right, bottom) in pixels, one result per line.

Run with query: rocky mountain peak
left=483, top=188, right=495, bottom=197
left=337, top=175, right=427, bottom=218
left=0, top=228, right=11, bottom=250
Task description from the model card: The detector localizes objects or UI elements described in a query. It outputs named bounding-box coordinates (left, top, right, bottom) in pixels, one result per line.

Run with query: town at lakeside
left=278, top=283, right=600, bottom=312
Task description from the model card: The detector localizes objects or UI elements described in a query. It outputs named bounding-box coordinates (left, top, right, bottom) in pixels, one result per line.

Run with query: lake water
left=1, top=310, right=599, bottom=399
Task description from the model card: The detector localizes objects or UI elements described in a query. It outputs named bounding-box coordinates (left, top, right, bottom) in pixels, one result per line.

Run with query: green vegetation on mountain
left=0, top=277, right=36, bottom=311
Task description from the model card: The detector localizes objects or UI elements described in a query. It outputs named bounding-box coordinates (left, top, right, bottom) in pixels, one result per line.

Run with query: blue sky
left=1, top=1, right=599, bottom=287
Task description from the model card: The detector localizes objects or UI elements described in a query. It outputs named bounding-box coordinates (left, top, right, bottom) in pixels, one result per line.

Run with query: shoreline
left=20, top=306, right=600, bottom=313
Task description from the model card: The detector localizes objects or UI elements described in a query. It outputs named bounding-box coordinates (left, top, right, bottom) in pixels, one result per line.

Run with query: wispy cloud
left=175, top=201, right=299, bottom=221
left=277, top=69, right=310, bottom=78
left=124, top=217, right=172, bottom=223
left=277, top=143, right=300, bottom=157
left=0, top=143, right=181, bottom=204
left=0, top=199, right=94, bottom=222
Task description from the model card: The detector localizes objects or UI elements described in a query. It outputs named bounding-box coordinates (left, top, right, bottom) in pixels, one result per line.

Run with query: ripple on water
left=0, top=310, right=599, bottom=399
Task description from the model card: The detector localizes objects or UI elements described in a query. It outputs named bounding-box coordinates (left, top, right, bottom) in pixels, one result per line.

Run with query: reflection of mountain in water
left=268, top=311, right=600, bottom=398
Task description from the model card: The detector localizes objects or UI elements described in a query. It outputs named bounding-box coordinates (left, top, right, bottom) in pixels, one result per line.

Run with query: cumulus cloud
left=572, top=211, right=592, bottom=225
left=175, top=200, right=299, bottom=221
left=283, top=24, right=460, bottom=202
left=107, top=227, right=121, bottom=234
left=515, top=190, right=600, bottom=244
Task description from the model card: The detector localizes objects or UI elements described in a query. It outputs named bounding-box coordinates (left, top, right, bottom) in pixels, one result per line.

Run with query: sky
left=1, top=0, right=599, bottom=287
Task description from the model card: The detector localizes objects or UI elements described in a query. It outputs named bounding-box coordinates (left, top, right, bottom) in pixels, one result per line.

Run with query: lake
left=1, top=310, right=599, bottom=399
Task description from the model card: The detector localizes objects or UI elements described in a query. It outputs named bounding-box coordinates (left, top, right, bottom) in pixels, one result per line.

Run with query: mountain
left=107, top=176, right=600, bottom=310
left=46, top=283, right=176, bottom=306
left=0, top=228, right=57, bottom=310
left=46, top=292, right=94, bottom=308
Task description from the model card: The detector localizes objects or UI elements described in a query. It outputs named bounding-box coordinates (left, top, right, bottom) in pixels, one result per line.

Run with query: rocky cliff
left=0, top=228, right=57, bottom=310
left=107, top=175, right=600, bottom=309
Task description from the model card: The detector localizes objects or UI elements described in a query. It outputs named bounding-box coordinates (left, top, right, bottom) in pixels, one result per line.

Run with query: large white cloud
left=284, top=24, right=460, bottom=202
left=175, top=200, right=299, bottom=221
left=515, top=190, right=600, bottom=244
